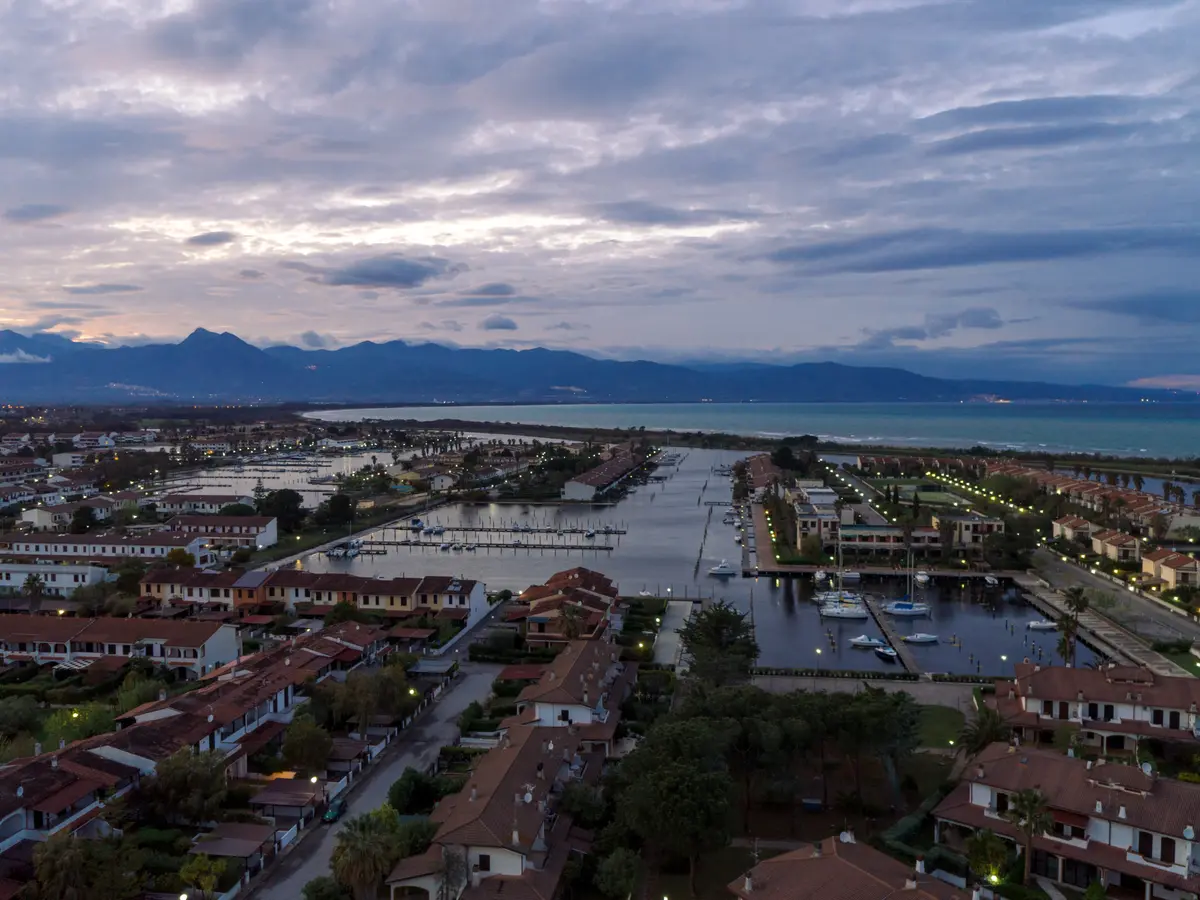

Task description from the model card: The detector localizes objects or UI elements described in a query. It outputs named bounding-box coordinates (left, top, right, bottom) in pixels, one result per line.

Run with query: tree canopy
left=678, top=600, right=759, bottom=686
left=282, top=717, right=333, bottom=775
left=140, top=749, right=228, bottom=825
left=257, top=488, right=307, bottom=532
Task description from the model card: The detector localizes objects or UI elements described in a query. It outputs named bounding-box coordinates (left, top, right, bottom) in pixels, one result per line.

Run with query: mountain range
left=0, top=328, right=1188, bottom=405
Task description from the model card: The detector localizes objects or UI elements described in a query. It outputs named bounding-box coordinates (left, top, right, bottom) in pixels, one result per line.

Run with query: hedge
left=468, top=645, right=558, bottom=664
left=752, top=667, right=919, bottom=681
left=0, top=664, right=41, bottom=685
left=439, top=745, right=490, bottom=765
left=993, top=886, right=1050, bottom=900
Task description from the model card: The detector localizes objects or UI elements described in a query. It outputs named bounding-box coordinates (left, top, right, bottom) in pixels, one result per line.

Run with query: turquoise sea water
left=306, top=402, right=1200, bottom=459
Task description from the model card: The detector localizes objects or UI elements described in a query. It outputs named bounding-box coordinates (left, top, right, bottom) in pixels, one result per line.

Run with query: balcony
left=1127, top=851, right=1185, bottom=877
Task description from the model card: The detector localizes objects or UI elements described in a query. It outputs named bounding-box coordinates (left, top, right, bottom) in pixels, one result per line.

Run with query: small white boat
left=875, top=646, right=900, bottom=662
left=850, top=635, right=887, bottom=649
left=814, top=590, right=862, bottom=603
left=984, top=575, right=1000, bottom=587
left=902, top=633, right=939, bottom=644
left=451, top=543, right=462, bottom=551
left=465, top=544, right=478, bottom=551
left=814, top=570, right=829, bottom=582
left=512, top=539, right=523, bottom=546
left=840, top=572, right=862, bottom=582
left=914, top=571, right=931, bottom=587
left=344, top=546, right=360, bottom=558
left=585, top=530, right=596, bottom=539
left=734, top=535, right=743, bottom=544
left=439, top=542, right=451, bottom=551
left=884, top=601, right=931, bottom=617
left=422, top=527, right=434, bottom=535
left=709, top=560, right=737, bottom=577
left=638, top=590, right=654, bottom=598
left=1027, top=620, right=1058, bottom=631
left=431, top=526, right=446, bottom=535
left=327, top=547, right=345, bottom=558
left=819, top=603, right=869, bottom=619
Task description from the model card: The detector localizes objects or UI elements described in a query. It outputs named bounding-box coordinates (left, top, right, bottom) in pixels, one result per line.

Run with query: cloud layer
left=0, top=0, right=1197, bottom=384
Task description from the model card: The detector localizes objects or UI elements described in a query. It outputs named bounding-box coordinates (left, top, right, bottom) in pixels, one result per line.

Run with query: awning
left=1052, top=808, right=1090, bottom=829
left=32, top=779, right=102, bottom=814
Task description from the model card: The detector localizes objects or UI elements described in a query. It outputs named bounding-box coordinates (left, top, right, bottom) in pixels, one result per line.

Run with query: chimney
left=471, top=870, right=482, bottom=889
left=158, top=689, right=167, bottom=701
left=548, top=671, right=555, bottom=681
left=563, top=747, right=571, bottom=762
left=51, top=756, right=58, bottom=769
left=975, top=765, right=985, bottom=779
left=541, top=740, right=548, bottom=754
left=15, top=786, right=22, bottom=798
left=537, top=762, right=545, bottom=779
left=915, top=858, right=925, bottom=875
left=904, top=879, right=917, bottom=890
left=512, top=827, right=520, bottom=846
left=743, top=875, right=753, bottom=893
left=515, top=792, right=523, bottom=806
left=1008, top=688, right=1015, bottom=699
left=470, top=786, right=478, bottom=802
left=537, top=799, right=546, bottom=813
left=1119, top=806, right=1127, bottom=819
left=34, top=742, right=42, bottom=756
left=583, top=688, right=589, bottom=705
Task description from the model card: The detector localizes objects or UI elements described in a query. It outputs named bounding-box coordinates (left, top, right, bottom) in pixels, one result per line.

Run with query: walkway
left=653, top=599, right=693, bottom=670
left=864, top=597, right=921, bottom=673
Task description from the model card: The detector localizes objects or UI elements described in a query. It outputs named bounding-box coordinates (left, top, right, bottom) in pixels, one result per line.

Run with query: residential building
left=1143, top=548, right=1184, bottom=584
left=0, top=560, right=109, bottom=596
left=0, top=531, right=212, bottom=565
left=0, top=615, right=241, bottom=678
left=930, top=512, right=1005, bottom=548
left=386, top=725, right=597, bottom=900
left=20, top=498, right=114, bottom=531
left=1092, top=530, right=1143, bottom=563
left=1052, top=516, right=1095, bottom=544
left=728, top=834, right=964, bottom=900
left=508, top=639, right=637, bottom=756
left=258, top=571, right=488, bottom=624
left=561, top=453, right=642, bottom=501
left=158, top=493, right=255, bottom=516
left=0, top=461, right=41, bottom=487
left=507, top=569, right=619, bottom=647
left=0, top=485, right=36, bottom=507
left=1161, top=554, right=1200, bottom=589
left=191, top=439, right=234, bottom=454
left=839, top=524, right=941, bottom=555
left=51, top=451, right=88, bottom=469
left=934, top=741, right=1200, bottom=898
left=140, top=568, right=265, bottom=609
left=167, top=515, right=279, bottom=549
left=990, top=663, right=1200, bottom=753
left=71, top=432, right=116, bottom=450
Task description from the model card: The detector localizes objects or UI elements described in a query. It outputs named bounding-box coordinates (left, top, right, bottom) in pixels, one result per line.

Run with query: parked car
left=323, top=798, right=346, bottom=823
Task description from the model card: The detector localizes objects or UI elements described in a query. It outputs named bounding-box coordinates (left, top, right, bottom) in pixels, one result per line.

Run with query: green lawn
left=1161, top=651, right=1200, bottom=677
left=917, top=705, right=965, bottom=749
left=657, top=847, right=780, bottom=900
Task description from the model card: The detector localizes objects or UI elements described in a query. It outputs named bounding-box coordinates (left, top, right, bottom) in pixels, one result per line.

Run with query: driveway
left=1033, top=549, right=1200, bottom=643
left=826, top=468, right=888, bottom=526
left=255, top=662, right=501, bottom=899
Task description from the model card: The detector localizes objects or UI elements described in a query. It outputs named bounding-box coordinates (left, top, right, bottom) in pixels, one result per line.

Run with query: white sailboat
left=819, top=603, right=869, bottom=619
left=884, top=600, right=931, bottom=616
left=1027, top=620, right=1058, bottom=632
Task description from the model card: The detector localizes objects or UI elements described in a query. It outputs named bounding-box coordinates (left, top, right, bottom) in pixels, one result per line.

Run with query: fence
left=276, top=823, right=299, bottom=852
left=326, top=775, right=350, bottom=801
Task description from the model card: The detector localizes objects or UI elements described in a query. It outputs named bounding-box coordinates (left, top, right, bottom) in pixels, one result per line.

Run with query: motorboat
left=465, top=543, right=478, bottom=551
left=734, top=535, right=743, bottom=544
left=422, top=527, right=434, bottom=535
left=344, top=545, right=360, bottom=559
left=512, top=539, right=523, bottom=547
left=602, top=525, right=614, bottom=534
left=585, top=530, right=596, bottom=539
left=914, top=571, right=931, bottom=587
left=884, top=600, right=931, bottom=617
left=902, top=633, right=939, bottom=644
left=439, top=542, right=451, bottom=551
left=820, top=603, right=869, bottom=619
left=1027, top=620, right=1058, bottom=631
left=850, top=635, right=887, bottom=649
left=874, top=646, right=900, bottom=662
left=984, top=575, right=1000, bottom=587
left=709, top=560, right=737, bottom=577
left=813, top=570, right=829, bottom=582
left=451, top=543, right=462, bottom=551
left=326, top=546, right=345, bottom=558
left=638, top=590, right=654, bottom=598
left=814, top=590, right=862, bottom=603
left=410, top=518, right=423, bottom=528
left=431, top=526, right=446, bottom=536
left=840, top=571, right=862, bottom=582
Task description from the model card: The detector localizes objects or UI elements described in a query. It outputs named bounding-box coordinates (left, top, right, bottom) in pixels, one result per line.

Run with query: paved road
left=256, top=663, right=501, bottom=900
left=827, top=468, right=888, bottom=526
left=1033, top=549, right=1200, bottom=643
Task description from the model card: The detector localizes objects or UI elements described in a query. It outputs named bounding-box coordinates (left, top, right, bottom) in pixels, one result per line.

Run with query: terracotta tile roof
left=1163, top=554, right=1199, bottom=570
left=389, top=626, right=437, bottom=640
left=497, top=664, right=547, bottom=681
left=1144, top=548, right=1181, bottom=562
left=169, top=515, right=275, bottom=528
left=727, top=837, right=964, bottom=900
left=518, top=641, right=625, bottom=706
left=1012, top=662, right=1200, bottom=711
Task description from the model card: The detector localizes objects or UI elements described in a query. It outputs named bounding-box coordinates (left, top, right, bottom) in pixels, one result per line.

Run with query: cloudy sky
left=1, top=0, right=1197, bottom=386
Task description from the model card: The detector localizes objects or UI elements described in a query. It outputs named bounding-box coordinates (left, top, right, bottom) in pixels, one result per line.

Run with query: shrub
left=490, top=679, right=525, bottom=698
left=993, top=885, right=1050, bottom=900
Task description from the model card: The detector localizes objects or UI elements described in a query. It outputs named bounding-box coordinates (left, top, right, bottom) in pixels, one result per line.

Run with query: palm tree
left=1119, top=473, right=1130, bottom=489
left=1194, top=489, right=1200, bottom=510
left=22, top=573, right=46, bottom=613
left=561, top=603, right=585, bottom=640
left=1163, top=480, right=1175, bottom=501
left=331, top=813, right=400, bottom=900
left=965, top=828, right=1010, bottom=887
left=1005, top=788, right=1052, bottom=885
left=958, top=706, right=1012, bottom=760
left=1060, top=587, right=1089, bottom=667
left=32, top=832, right=93, bottom=900
left=1132, top=474, right=1145, bottom=492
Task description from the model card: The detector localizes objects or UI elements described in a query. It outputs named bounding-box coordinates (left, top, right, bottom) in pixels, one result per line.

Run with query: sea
left=305, top=402, right=1200, bottom=460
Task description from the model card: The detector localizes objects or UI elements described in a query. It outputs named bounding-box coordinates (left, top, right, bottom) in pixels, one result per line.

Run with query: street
left=255, top=662, right=501, bottom=900
left=1033, top=549, right=1200, bottom=643
left=827, top=467, right=888, bottom=526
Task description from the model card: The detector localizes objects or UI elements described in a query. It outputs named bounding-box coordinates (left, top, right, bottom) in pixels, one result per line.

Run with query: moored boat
left=984, top=575, right=1000, bottom=587
left=884, top=600, right=931, bottom=617
left=850, top=634, right=887, bottom=649
left=914, top=571, right=931, bottom=587
left=874, top=646, right=900, bottom=662
left=902, top=633, right=939, bottom=644
left=709, top=559, right=737, bottom=577
left=819, top=603, right=869, bottom=619
left=1027, top=620, right=1058, bottom=631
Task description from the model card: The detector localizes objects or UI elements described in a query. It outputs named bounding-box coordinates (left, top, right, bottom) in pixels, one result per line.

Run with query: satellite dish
left=547, top=741, right=554, bottom=752
left=523, top=792, right=533, bottom=804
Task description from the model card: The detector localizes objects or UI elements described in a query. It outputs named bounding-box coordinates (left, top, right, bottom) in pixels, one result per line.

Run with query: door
left=1059, top=701, right=1070, bottom=720
left=1170, top=711, right=1181, bottom=730
left=1138, top=831, right=1154, bottom=858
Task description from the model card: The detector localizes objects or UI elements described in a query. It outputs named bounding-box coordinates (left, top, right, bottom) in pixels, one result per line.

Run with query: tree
left=257, top=488, right=307, bottom=532
left=594, top=847, right=641, bottom=898
left=166, top=548, right=196, bottom=567
left=1133, top=474, right=1145, bottom=492
left=1083, top=880, right=1108, bottom=900
left=1060, top=587, right=1090, bottom=667
left=1163, top=481, right=1175, bottom=501
left=283, top=717, right=333, bottom=775
left=1149, top=513, right=1170, bottom=542
left=678, top=600, right=759, bottom=686
left=30, top=830, right=93, bottom=899
left=0, top=695, right=41, bottom=737
left=69, top=505, right=98, bottom=534
left=219, top=503, right=257, bottom=516
left=30, top=833, right=142, bottom=900
left=142, top=749, right=228, bottom=825
left=179, top=853, right=226, bottom=900
left=113, top=558, right=148, bottom=596
left=388, top=767, right=442, bottom=815
left=561, top=603, right=585, bottom=640
left=396, top=818, right=439, bottom=857
left=770, top=445, right=796, bottom=471
left=965, top=829, right=1009, bottom=886
left=958, top=707, right=1011, bottom=761
left=330, top=809, right=403, bottom=900
left=22, top=572, right=45, bottom=604
left=938, top=518, right=956, bottom=557
left=621, top=760, right=731, bottom=897
left=43, top=703, right=114, bottom=746
left=303, top=875, right=351, bottom=900
left=316, top=493, right=355, bottom=527
left=1005, top=788, right=1052, bottom=885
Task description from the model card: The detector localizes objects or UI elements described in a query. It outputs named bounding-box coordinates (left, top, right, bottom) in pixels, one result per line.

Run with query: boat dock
left=863, top=597, right=921, bottom=673
left=379, top=525, right=627, bottom=536
left=362, top=539, right=614, bottom=552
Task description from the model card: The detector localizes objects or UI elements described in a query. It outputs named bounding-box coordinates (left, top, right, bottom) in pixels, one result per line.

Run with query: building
left=1161, top=554, right=1200, bottom=590
left=0, top=531, right=212, bottom=566
left=728, top=834, right=964, bottom=900
left=167, top=515, right=279, bottom=549
left=930, top=512, right=1005, bottom=548
left=0, top=615, right=241, bottom=678
left=508, top=639, right=637, bottom=756
left=990, top=663, right=1200, bottom=754
left=158, top=493, right=255, bottom=516
left=71, top=432, right=116, bottom=450
left=561, top=454, right=642, bottom=501
left=507, top=569, right=620, bottom=647
left=257, top=570, right=488, bottom=624
left=0, top=560, right=110, bottom=596
left=839, top=524, right=941, bottom=555
left=1092, top=530, right=1142, bottom=563
left=1052, top=516, right=1095, bottom=544
left=20, top=498, right=114, bottom=531
left=51, top=451, right=88, bottom=469
left=139, top=568, right=263, bottom=609
left=0, top=461, right=42, bottom=486
left=386, top=724, right=597, bottom=900
left=934, top=742, right=1200, bottom=898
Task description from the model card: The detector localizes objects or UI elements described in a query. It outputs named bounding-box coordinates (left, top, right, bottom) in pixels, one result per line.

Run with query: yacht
left=874, top=646, right=900, bottom=662
left=840, top=571, right=862, bottom=583
left=709, top=560, right=737, bottom=577
left=883, top=600, right=931, bottom=617
left=902, top=633, right=939, bottom=644
left=819, top=603, right=869, bottom=619
left=984, top=575, right=1000, bottom=587
left=439, top=542, right=451, bottom=551
left=638, top=590, right=654, bottom=598
left=849, top=635, right=887, bottom=649
left=914, top=571, right=931, bottom=587
left=814, top=590, right=862, bottom=603
left=1027, top=620, right=1058, bottom=632
left=814, top=570, right=829, bottom=582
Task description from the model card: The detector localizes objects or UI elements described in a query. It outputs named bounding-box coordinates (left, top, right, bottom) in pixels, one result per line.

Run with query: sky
left=0, top=0, right=1198, bottom=387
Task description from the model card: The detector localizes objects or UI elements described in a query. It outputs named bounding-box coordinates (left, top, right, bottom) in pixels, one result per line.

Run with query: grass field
left=918, top=705, right=965, bottom=748
left=657, top=847, right=781, bottom=900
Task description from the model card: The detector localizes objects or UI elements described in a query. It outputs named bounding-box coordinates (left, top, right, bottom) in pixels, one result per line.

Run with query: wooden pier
left=362, top=539, right=614, bottom=552
left=380, top=525, right=627, bottom=536
left=864, top=597, right=921, bottom=673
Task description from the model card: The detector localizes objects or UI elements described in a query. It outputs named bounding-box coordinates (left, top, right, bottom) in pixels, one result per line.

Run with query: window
left=1103, top=704, right=1114, bottom=721
left=1042, top=700, right=1053, bottom=716
left=1138, top=831, right=1154, bottom=858
left=477, top=855, right=491, bottom=872
left=1153, top=709, right=1164, bottom=726
left=995, top=792, right=1009, bottom=813
left=1161, top=836, right=1176, bottom=864
left=559, top=709, right=572, bottom=723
